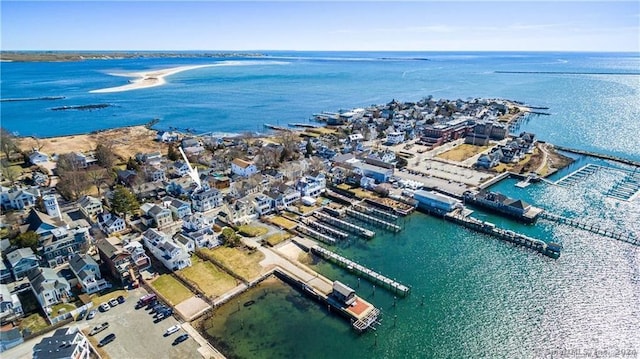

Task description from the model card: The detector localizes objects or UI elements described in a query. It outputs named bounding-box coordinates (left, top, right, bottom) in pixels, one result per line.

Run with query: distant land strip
left=496, top=71, right=640, bottom=76
left=0, top=51, right=264, bottom=62
left=1, top=96, right=65, bottom=102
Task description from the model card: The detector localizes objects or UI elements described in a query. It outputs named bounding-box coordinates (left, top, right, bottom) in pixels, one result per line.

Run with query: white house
left=173, top=234, right=196, bottom=253
left=68, top=253, right=110, bottom=294
left=182, top=212, right=215, bottom=232
left=28, top=151, right=50, bottom=165
left=252, top=194, right=275, bottom=216
left=385, top=131, right=405, bottom=145
left=0, top=284, right=23, bottom=324
left=172, top=161, right=191, bottom=177
left=142, top=229, right=191, bottom=271
left=231, top=158, right=258, bottom=177
left=145, top=164, right=167, bottom=182
left=0, top=186, right=39, bottom=211
left=97, top=212, right=126, bottom=235
left=140, top=203, right=173, bottom=229
left=157, top=131, right=179, bottom=143
left=163, top=197, right=192, bottom=219
left=295, top=172, right=326, bottom=197
left=191, top=186, right=222, bottom=212
left=28, top=267, right=71, bottom=309
left=78, top=195, right=103, bottom=219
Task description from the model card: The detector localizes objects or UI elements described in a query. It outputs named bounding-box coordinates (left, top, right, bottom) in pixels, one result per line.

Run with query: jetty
left=540, top=212, right=639, bottom=246
left=293, top=238, right=410, bottom=296
left=345, top=208, right=401, bottom=232
left=314, top=212, right=375, bottom=239
left=263, top=123, right=291, bottom=132
left=553, top=145, right=640, bottom=168
left=443, top=210, right=561, bottom=258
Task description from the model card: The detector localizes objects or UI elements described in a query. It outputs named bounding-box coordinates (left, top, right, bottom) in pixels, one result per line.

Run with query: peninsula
left=90, top=64, right=218, bottom=93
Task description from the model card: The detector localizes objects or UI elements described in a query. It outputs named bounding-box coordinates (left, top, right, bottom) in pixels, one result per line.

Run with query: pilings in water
left=310, top=245, right=411, bottom=296
left=314, top=212, right=376, bottom=239
left=345, top=209, right=401, bottom=232
left=301, top=218, right=350, bottom=239
left=296, top=225, right=337, bottom=245
left=352, top=203, right=398, bottom=221
left=540, top=212, right=639, bottom=246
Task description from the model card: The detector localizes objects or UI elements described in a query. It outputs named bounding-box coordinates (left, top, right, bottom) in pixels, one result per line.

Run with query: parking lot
left=84, top=288, right=200, bottom=359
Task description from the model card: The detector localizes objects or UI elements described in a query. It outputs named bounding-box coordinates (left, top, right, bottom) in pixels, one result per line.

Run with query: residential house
left=142, top=229, right=191, bottom=271
left=1, top=284, right=23, bottom=324
left=116, top=169, right=138, bottom=187
left=476, top=151, right=501, bottom=169
left=28, top=151, right=50, bottom=165
left=140, top=203, right=173, bottom=229
left=157, top=131, right=179, bottom=143
left=39, top=226, right=92, bottom=267
left=68, top=253, right=110, bottom=294
left=173, top=234, right=195, bottom=253
left=184, top=228, right=218, bottom=249
left=97, top=212, right=126, bottom=235
left=171, top=161, right=191, bottom=178
left=32, top=327, right=95, bottom=359
left=231, top=158, right=258, bottom=177
left=267, top=184, right=301, bottom=209
left=295, top=172, right=326, bottom=197
left=28, top=267, right=71, bottom=309
left=135, top=151, right=163, bottom=165
left=6, top=248, right=39, bottom=281
left=97, top=237, right=150, bottom=285
left=77, top=195, right=103, bottom=220
left=166, top=177, right=197, bottom=197
left=385, top=131, right=405, bottom=145
left=203, top=175, right=230, bottom=190
left=219, top=198, right=257, bottom=225
left=181, top=137, right=205, bottom=156
left=191, top=186, right=222, bottom=212
left=163, top=197, right=192, bottom=219
left=354, top=162, right=394, bottom=183
left=0, top=186, right=39, bottom=211
left=0, top=260, right=11, bottom=284
left=182, top=212, right=215, bottom=232
left=252, top=194, right=275, bottom=216
left=71, top=152, right=88, bottom=169
left=144, top=164, right=167, bottom=182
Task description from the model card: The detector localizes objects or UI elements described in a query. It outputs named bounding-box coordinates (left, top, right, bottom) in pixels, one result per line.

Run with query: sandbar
left=90, top=64, right=216, bottom=93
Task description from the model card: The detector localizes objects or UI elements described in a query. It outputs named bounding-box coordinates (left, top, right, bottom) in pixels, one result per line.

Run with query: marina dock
left=314, top=212, right=376, bottom=239
left=443, top=211, right=561, bottom=258
left=296, top=224, right=338, bottom=244
left=301, top=217, right=350, bottom=239
left=540, top=212, right=639, bottom=246
left=352, top=203, right=399, bottom=221
left=307, top=244, right=411, bottom=296
left=345, top=208, right=401, bottom=232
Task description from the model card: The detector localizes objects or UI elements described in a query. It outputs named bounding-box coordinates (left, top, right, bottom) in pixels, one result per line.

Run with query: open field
left=19, top=312, right=49, bottom=334
left=265, top=232, right=292, bottom=246
left=179, top=256, right=237, bottom=298
left=201, top=247, right=265, bottom=281
left=18, top=125, right=164, bottom=161
left=436, top=143, right=491, bottom=162
left=237, top=224, right=269, bottom=237
left=150, top=275, right=193, bottom=305
left=268, top=216, right=298, bottom=230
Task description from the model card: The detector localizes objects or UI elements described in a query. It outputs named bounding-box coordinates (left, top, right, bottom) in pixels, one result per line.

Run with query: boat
left=243, top=300, right=255, bottom=307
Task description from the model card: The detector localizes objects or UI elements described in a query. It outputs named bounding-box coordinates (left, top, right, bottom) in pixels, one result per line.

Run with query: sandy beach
left=89, top=64, right=216, bottom=93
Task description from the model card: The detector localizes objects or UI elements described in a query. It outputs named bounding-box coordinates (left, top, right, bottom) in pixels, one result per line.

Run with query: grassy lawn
left=350, top=188, right=377, bottom=199
left=336, top=183, right=352, bottom=191
left=297, top=204, right=319, bottom=215
left=179, top=256, right=237, bottom=297
left=237, top=224, right=269, bottom=237
left=19, top=313, right=49, bottom=334
left=265, top=232, right=292, bottom=246
left=150, top=275, right=193, bottom=306
left=201, top=247, right=265, bottom=281
left=90, top=289, right=129, bottom=307
left=51, top=302, right=77, bottom=316
left=268, top=216, right=298, bottom=230
left=437, top=144, right=490, bottom=162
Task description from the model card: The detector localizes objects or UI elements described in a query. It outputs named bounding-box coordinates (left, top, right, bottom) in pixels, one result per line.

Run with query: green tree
left=12, top=231, right=39, bottom=251
left=221, top=227, right=240, bottom=247
left=110, top=185, right=140, bottom=217
left=126, top=157, right=140, bottom=171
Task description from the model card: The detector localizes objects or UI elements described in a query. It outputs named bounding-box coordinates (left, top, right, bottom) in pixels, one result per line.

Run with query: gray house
left=68, top=254, right=110, bottom=294
left=28, top=268, right=71, bottom=309
left=6, top=248, right=39, bottom=281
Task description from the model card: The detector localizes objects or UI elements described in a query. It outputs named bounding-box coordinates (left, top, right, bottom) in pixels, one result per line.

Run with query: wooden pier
left=442, top=211, right=561, bottom=258
left=540, top=212, right=639, bottom=246
left=345, top=209, right=401, bottom=232
left=309, top=245, right=411, bottom=296
left=352, top=203, right=398, bottom=221
left=555, top=164, right=599, bottom=187
left=301, top=218, right=350, bottom=239
left=314, top=212, right=376, bottom=239
left=296, top=225, right=337, bottom=245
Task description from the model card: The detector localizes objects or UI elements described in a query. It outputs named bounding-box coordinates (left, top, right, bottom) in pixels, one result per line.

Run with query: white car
left=99, top=303, right=110, bottom=312
left=164, top=324, right=180, bottom=337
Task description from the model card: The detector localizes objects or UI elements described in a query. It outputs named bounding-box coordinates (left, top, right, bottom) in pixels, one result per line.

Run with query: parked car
left=108, top=298, right=119, bottom=307
left=172, top=334, right=189, bottom=346
left=99, top=303, right=110, bottom=312
left=86, top=310, right=97, bottom=320
left=151, top=304, right=166, bottom=314
left=153, top=312, right=168, bottom=323
left=98, top=333, right=116, bottom=347
left=144, top=300, right=158, bottom=310
left=117, top=295, right=126, bottom=304
left=164, top=324, right=180, bottom=337
left=89, top=322, right=109, bottom=336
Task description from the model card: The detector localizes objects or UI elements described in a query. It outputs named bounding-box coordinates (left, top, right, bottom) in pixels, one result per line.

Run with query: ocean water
left=2, top=52, right=639, bottom=357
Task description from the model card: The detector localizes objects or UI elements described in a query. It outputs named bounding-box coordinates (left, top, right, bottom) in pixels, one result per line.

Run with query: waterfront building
left=28, top=150, right=50, bottom=165
left=413, top=190, right=462, bottom=213
left=295, top=172, right=326, bottom=197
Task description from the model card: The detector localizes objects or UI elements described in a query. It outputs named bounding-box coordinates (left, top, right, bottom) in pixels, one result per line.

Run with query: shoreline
left=89, top=64, right=217, bottom=93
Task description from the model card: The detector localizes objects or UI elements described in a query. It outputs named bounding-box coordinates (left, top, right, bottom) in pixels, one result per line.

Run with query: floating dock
left=345, top=209, right=401, bottom=232
left=555, top=164, right=600, bottom=187
left=314, top=212, right=376, bottom=239
left=308, top=244, right=411, bottom=296
left=540, top=212, right=639, bottom=246
left=352, top=203, right=398, bottom=221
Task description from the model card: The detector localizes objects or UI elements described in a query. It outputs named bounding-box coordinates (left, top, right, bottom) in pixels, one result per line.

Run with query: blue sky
left=2, top=1, right=638, bottom=51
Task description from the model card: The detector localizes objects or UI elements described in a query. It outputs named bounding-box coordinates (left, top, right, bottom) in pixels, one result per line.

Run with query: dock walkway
left=314, top=212, right=376, bottom=239
left=307, top=244, right=411, bottom=296
left=540, top=212, right=639, bottom=246
left=345, top=209, right=401, bottom=232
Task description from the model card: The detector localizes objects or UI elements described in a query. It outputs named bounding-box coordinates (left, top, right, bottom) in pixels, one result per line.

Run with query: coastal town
left=0, top=95, right=618, bottom=358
